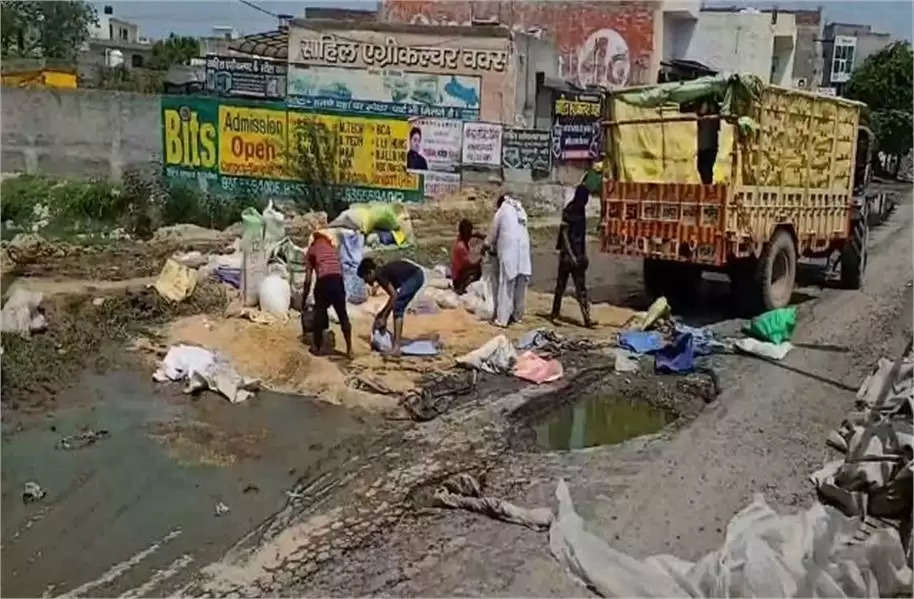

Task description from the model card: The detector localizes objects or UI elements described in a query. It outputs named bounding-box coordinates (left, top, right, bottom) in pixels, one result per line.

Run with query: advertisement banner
left=406, top=117, right=462, bottom=172
left=502, top=128, right=551, bottom=171
left=462, top=122, right=503, bottom=167
left=205, top=55, right=287, bottom=100
left=218, top=104, right=288, bottom=179
left=161, top=96, right=422, bottom=202
left=552, top=92, right=603, bottom=161
left=287, top=65, right=481, bottom=121
left=288, top=112, right=420, bottom=195
left=421, top=171, right=461, bottom=199
left=162, top=96, right=220, bottom=186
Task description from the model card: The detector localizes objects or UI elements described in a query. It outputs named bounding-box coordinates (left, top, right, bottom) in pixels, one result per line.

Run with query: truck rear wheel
left=754, top=230, right=797, bottom=311
left=841, top=217, right=867, bottom=289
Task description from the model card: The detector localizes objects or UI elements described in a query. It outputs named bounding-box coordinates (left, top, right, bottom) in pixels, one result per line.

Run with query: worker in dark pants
left=303, top=232, right=352, bottom=358
left=697, top=100, right=719, bottom=185
left=551, top=184, right=594, bottom=328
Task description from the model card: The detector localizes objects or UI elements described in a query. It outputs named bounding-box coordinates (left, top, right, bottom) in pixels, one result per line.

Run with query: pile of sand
left=160, top=291, right=636, bottom=413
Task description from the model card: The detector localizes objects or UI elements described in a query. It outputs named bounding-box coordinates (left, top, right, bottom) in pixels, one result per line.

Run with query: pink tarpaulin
left=513, top=351, right=564, bottom=384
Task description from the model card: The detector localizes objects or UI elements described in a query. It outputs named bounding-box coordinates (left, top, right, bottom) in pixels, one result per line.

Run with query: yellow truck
left=600, top=75, right=868, bottom=311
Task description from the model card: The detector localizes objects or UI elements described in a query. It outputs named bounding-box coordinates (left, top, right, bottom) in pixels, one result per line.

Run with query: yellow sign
left=163, top=106, right=218, bottom=169
left=218, top=105, right=287, bottom=179
left=288, top=112, right=419, bottom=190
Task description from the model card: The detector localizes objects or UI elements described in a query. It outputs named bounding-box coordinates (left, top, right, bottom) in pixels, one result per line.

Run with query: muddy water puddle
left=533, top=393, right=674, bottom=450
left=1, top=370, right=377, bottom=598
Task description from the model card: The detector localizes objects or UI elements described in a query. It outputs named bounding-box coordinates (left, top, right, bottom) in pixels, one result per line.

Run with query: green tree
left=285, top=119, right=345, bottom=218
left=0, top=0, right=97, bottom=60
left=148, top=33, right=200, bottom=70
left=844, top=41, right=914, bottom=173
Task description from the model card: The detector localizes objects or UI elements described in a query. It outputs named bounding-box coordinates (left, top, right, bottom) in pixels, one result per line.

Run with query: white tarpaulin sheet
left=549, top=479, right=912, bottom=597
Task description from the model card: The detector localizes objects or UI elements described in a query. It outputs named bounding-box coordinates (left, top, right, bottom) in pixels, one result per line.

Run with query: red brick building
left=381, top=0, right=659, bottom=88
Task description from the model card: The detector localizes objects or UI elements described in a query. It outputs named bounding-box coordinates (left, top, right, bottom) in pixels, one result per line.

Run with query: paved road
left=279, top=186, right=913, bottom=596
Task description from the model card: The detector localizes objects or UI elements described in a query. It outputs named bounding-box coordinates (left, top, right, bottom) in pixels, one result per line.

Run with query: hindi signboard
left=205, top=55, right=287, bottom=100
left=552, top=92, right=602, bottom=161
left=461, top=122, right=503, bottom=167
left=502, top=128, right=551, bottom=171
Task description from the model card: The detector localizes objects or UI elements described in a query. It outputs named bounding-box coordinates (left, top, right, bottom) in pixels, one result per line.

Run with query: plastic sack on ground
left=259, top=263, right=291, bottom=317
left=241, top=207, right=267, bottom=307
left=456, top=335, right=517, bottom=374
left=549, top=479, right=912, bottom=598
left=0, top=288, right=46, bottom=337
left=329, top=202, right=400, bottom=234
left=153, top=344, right=259, bottom=403
left=154, top=258, right=198, bottom=302
left=734, top=337, right=793, bottom=360
left=461, top=256, right=498, bottom=320
left=745, top=306, right=797, bottom=344
left=262, top=201, right=286, bottom=253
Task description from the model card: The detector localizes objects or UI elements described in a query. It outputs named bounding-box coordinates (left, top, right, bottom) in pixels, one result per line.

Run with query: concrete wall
left=679, top=11, right=773, bottom=80
left=512, top=34, right=559, bottom=129
left=382, top=0, right=658, bottom=87
left=1, top=87, right=161, bottom=180
left=790, top=9, right=823, bottom=87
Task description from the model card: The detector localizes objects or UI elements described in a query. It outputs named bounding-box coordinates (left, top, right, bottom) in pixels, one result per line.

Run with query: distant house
left=822, top=23, right=892, bottom=95
left=79, top=6, right=152, bottom=86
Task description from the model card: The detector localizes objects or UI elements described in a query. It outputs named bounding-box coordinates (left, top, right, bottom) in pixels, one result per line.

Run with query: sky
left=93, top=0, right=913, bottom=42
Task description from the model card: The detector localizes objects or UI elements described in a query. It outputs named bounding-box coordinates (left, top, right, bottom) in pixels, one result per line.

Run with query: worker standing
left=303, top=231, right=353, bottom=358
left=484, top=194, right=531, bottom=327
left=551, top=184, right=593, bottom=327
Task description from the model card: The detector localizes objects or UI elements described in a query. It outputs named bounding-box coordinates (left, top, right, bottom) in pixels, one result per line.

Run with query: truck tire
left=841, top=217, right=867, bottom=289
left=753, top=230, right=797, bottom=311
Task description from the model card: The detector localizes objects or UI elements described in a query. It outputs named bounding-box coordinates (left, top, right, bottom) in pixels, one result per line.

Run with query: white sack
left=259, top=273, right=291, bottom=316
left=153, top=344, right=259, bottom=403
left=1, top=288, right=46, bottom=337
left=456, top=335, right=516, bottom=374
left=734, top=337, right=793, bottom=360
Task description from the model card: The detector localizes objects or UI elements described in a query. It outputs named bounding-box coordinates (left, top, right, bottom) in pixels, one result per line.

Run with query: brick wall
left=381, top=0, right=657, bottom=87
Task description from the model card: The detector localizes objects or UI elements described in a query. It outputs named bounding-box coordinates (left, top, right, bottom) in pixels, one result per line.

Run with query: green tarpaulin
left=615, top=73, right=765, bottom=119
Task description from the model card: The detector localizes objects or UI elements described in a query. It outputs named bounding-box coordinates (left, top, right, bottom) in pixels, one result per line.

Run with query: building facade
left=822, top=23, right=891, bottom=94
left=381, top=0, right=663, bottom=88
left=790, top=8, right=824, bottom=90
left=667, top=8, right=797, bottom=87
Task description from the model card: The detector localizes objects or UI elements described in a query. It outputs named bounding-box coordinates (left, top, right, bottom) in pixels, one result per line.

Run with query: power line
left=237, top=0, right=278, bottom=18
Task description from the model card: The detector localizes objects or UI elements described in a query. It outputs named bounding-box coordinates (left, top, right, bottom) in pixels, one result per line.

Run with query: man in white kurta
left=485, top=195, right=532, bottom=327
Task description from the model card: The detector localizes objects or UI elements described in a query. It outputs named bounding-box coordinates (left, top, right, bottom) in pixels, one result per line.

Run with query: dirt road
left=271, top=186, right=911, bottom=596
left=4, top=186, right=910, bottom=597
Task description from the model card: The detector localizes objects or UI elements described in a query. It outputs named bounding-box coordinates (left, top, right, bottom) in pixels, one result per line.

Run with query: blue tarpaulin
left=655, top=333, right=695, bottom=373
left=619, top=331, right=664, bottom=354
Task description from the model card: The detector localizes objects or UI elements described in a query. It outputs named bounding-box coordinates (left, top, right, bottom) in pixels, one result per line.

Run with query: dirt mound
left=161, top=291, right=636, bottom=413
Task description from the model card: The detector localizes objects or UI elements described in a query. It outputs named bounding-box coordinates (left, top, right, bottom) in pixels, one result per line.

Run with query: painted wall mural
left=288, top=24, right=513, bottom=123
left=287, top=65, right=481, bottom=120
left=381, top=0, right=654, bottom=88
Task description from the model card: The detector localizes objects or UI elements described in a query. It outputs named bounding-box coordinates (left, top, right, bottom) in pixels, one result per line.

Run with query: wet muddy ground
left=1, top=368, right=383, bottom=597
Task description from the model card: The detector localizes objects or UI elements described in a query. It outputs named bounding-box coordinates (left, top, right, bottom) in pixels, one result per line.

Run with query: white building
left=663, top=7, right=798, bottom=87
